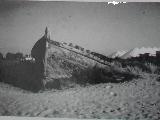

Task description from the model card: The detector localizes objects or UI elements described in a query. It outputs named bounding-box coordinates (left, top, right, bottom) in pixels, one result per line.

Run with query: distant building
left=156, top=51, right=160, bottom=58
left=139, top=53, right=150, bottom=61
left=24, top=54, right=35, bottom=61
left=139, top=53, right=150, bottom=58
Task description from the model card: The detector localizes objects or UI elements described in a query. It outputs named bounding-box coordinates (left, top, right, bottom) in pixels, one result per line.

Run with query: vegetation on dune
left=72, top=64, right=139, bottom=86
left=1, top=53, right=160, bottom=92
left=71, top=57, right=160, bottom=87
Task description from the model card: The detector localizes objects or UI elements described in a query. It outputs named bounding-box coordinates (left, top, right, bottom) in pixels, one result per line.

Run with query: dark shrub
left=0, top=61, right=43, bottom=92
left=6, top=52, right=16, bottom=60
left=72, top=64, right=137, bottom=86
left=15, top=52, right=23, bottom=60
left=0, top=53, right=3, bottom=60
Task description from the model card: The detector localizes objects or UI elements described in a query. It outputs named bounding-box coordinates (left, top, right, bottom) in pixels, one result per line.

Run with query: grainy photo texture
left=0, top=1, right=160, bottom=120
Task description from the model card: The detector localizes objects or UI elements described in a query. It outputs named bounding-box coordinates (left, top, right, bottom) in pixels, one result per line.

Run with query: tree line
left=0, top=52, right=25, bottom=61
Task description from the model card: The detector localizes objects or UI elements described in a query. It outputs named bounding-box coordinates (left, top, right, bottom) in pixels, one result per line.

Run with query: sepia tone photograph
left=0, top=1, right=160, bottom=120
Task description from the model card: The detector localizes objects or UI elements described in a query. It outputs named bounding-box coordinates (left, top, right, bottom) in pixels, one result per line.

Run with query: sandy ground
left=0, top=74, right=160, bottom=120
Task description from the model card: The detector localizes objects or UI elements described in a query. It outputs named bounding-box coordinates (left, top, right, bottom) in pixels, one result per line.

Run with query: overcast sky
left=0, top=1, right=160, bottom=56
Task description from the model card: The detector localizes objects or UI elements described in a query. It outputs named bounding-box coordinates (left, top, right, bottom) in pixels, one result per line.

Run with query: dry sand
left=0, top=74, right=159, bottom=120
